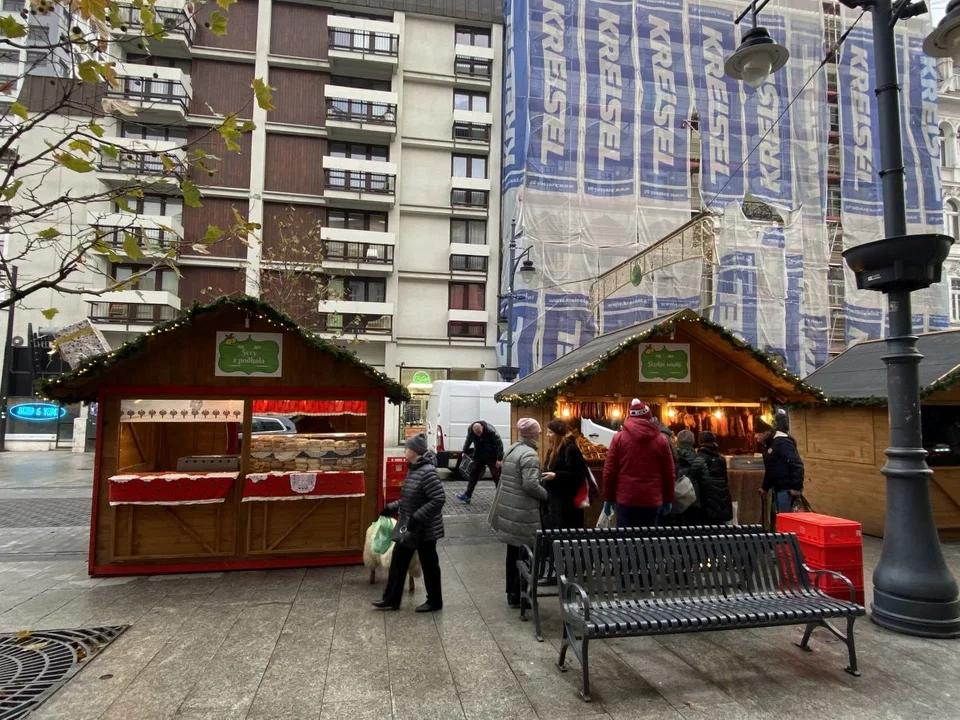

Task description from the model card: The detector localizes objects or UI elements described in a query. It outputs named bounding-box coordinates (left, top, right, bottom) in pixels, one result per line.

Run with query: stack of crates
left=777, top=512, right=865, bottom=606
left=384, top=457, right=406, bottom=505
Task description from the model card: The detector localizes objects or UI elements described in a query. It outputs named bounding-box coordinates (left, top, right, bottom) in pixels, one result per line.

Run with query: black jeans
left=615, top=503, right=660, bottom=528
left=505, top=543, right=523, bottom=602
left=465, top=459, right=501, bottom=497
left=382, top=540, right=442, bottom=608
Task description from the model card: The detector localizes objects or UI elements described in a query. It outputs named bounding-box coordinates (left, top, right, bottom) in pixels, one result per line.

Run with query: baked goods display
left=574, top=432, right=607, bottom=462
left=249, top=433, right=366, bottom=473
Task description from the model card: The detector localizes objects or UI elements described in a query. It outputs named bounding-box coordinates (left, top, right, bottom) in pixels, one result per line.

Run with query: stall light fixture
left=713, top=409, right=724, bottom=420
left=611, top=408, right=622, bottom=419
left=561, top=407, right=571, bottom=418
left=667, top=408, right=677, bottom=419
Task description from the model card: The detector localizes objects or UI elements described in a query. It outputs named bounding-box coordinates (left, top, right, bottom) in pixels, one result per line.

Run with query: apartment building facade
left=937, top=61, right=960, bottom=329
left=1, top=0, right=504, bottom=447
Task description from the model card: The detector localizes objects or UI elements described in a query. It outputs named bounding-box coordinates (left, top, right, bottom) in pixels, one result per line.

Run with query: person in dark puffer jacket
left=756, top=410, right=804, bottom=514
left=674, top=430, right=708, bottom=526
left=373, top=433, right=445, bottom=613
left=697, top=431, right=733, bottom=524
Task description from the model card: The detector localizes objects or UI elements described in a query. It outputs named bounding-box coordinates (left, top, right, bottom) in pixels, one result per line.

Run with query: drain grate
left=0, top=626, right=127, bottom=719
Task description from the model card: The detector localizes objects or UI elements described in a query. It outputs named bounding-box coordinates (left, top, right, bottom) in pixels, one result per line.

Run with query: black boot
left=415, top=601, right=442, bottom=613
left=372, top=599, right=400, bottom=610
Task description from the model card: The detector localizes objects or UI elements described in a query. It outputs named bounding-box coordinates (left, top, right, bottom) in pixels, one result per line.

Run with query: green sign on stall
left=215, top=332, right=283, bottom=377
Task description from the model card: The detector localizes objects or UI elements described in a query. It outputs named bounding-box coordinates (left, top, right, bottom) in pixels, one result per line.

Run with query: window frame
left=327, top=209, right=388, bottom=232
left=455, top=26, right=491, bottom=48
left=450, top=218, right=487, bottom=245
left=448, top=281, right=486, bottom=311
left=329, top=141, right=390, bottom=162
left=951, top=276, right=960, bottom=324
left=452, top=153, right=488, bottom=179
left=454, top=90, right=489, bottom=113
left=111, top=264, right=179, bottom=293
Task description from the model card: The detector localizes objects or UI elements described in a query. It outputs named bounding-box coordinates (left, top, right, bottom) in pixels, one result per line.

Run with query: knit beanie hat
left=774, top=408, right=790, bottom=433
left=677, top=430, right=696, bottom=446
left=699, top=431, right=717, bottom=445
left=517, top=418, right=541, bottom=438
left=405, top=432, right=428, bottom=456
left=547, top=418, right=567, bottom=436
left=629, top=399, right=650, bottom=418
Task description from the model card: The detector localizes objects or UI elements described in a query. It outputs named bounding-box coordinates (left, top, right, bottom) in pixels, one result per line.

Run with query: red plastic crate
left=776, top=512, right=862, bottom=545
left=384, top=485, right=402, bottom=505
left=808, top=565, right=864, bottom=592
left=385, top=457, right=406, bottom=484
left=799, top=540, right=863, bottom=568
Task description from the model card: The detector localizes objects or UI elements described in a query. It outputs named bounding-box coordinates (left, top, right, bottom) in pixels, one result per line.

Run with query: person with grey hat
left=373, top=433, right=445, bottom=612
left=674, top=430, right=708, bottom=525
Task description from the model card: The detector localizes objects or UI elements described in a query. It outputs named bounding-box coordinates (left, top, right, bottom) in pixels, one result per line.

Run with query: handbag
left=574, top=467, right=601, bottom=509
left=391, top=514, right=422, bottom=550
left=673, top=475, right=696, bottom=514
left=458, top=454, right=475, bottom=482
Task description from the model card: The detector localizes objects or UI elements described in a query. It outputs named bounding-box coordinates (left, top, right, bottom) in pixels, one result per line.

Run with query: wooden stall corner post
left=238, top=398, right=254, bottom=558
left=89, top=389, right=107, bottom=576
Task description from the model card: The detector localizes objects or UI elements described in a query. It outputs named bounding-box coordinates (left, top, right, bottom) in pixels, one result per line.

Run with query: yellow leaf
left=252, top=78, right=275, bottom=112
left=14, top=631, right=31, bottom=640
left=217, top=0, right=237, bottom=8
left=21, top=641, right=50, bottom=651
left=209, top=11, right=228, bottom=36
left=10, top=102, right=27, bottom=120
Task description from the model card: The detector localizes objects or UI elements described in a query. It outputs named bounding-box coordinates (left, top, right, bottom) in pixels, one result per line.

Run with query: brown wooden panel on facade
left=190, top=60, right=255, bottom=119
left=188, top=128, right=252, bottom=189
left=261, top=203, right=325, bottom=255
left=269, top=69, right=327, bottom=127
left=112, top=503, right=237, bottom=560
left=178, top=267, right=246, bottom=306
left=264, top=134, right=325, bottom=195
left=182, top=198, right=250, bottom=260
left=271, top=2, right=329, bottom=59
left=799, top=407, right=875, bottom=466
left=194, top=0, right=259, bottom=52
left=19, top=76, right=104, bottom=116
left=245, top=498, right=364, bottom=554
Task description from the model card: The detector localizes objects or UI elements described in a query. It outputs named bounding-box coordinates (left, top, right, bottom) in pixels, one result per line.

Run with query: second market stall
left=40, top=297, right=410, bottom=576
left=495, top=309, right=823, bottom=526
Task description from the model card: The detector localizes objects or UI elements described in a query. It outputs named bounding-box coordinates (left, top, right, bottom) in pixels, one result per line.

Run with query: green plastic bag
left=371, top=517, right=394, bottom=555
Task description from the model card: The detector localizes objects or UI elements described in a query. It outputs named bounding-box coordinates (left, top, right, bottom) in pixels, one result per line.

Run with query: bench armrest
left=804, top=564, right=858, bottom=604
left=558, top=573, right=591, bottom=623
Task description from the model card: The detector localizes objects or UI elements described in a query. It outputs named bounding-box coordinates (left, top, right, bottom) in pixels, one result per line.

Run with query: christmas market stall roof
left=38, top=296, right=411, bottom=405
left=802, top=329, right=960, bottom=406
left=495, top=309, right=823, bottom=405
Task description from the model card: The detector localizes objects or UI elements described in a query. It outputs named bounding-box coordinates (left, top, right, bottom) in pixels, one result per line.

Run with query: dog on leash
left=363, top=516, right=421, bottom=592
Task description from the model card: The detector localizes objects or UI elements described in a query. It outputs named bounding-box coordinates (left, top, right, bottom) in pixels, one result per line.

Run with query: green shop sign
left=639, top=343, right=691, bottom=383
left=215, top=332, right=283, bottom=377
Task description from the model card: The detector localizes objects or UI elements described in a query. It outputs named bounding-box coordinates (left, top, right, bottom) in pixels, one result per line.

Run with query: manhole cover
left=0, top=626, right=127, bottom=719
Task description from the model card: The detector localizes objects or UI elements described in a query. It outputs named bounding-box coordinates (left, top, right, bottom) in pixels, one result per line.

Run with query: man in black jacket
left=755, top=410, right=804, bottom=514
left=456, top=421, right=504, bottom=503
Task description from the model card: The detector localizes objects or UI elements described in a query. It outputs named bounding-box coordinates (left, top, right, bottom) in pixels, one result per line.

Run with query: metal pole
left=0, top=266, right=18, bottom=453
left=503, top=220, right=518, bottom=383
left=870, top=0, right=960, bottom=637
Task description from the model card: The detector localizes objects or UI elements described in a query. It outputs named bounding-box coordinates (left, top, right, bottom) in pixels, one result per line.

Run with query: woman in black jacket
left=697, top=431, right=734, bottom=524
left=373, top=433, right=445, bottom=613
left=542, top=418, right=587, bottom=530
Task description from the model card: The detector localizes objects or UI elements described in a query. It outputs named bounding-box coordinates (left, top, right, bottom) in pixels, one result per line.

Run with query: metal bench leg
left=532, top=591, right=544, bottom=641
left=844, top=616, right=860, bottom=677
left=557, top=623, right=570, bottom=669
left=797, top=621, right=816, bottom=651
left=580, top=636, right=591, bottom=702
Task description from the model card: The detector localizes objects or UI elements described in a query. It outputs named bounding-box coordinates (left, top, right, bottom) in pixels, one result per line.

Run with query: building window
left=327, top=276, right=386, bottom=303
left=451, top=219, right=486, bottom=245
left=455, top=56, right=492, bottom=78
left=940, top=122, right=955, bottom=167
left=112, top=265, right=179, bottom=293
left=449, top=282, right=485, bottom=311
left=121, top=123, right=187, bottom=143
left=945, top=199, right=960, bottom=241
left=827, top=185, right=842, bottom=219
left=455, top=26, right=491, bottom=48
left=450, top=255, right=488, bottom=272
left=828, top=265, right=844, bottom=309
left=329, top=142, right=389, bottom=162
left=454, top=90, right=488, bottom=113
left=330, top=75, right=391, bottom=92
left=952, top=277, right=960, bottom=324
left=448, top=321, right=486, bottom=338
left=327, top=209, right=387, bottom=232
left=115, top=194, right=183, bottom=220
left=451, top=188, right=488, bottom=208
left=452, top=154, right=487, bottom=179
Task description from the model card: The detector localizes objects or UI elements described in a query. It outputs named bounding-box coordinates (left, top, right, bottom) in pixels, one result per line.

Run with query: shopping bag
left=574, top=481, right=590, bottom=509
left=370, top=517, right=394, bottom=555
left=596, top=508, right=615, bottom=528
left=673, top=475, right=696, bottom=513
left=458, top=454, right=474, bottom=481
left=791, top=494, right=814, bottom=513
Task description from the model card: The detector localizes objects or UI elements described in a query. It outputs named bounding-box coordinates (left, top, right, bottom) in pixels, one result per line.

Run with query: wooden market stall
left=40, top=297, right=410, bottom=576
left=495, top=309, right=822, bottom=526
left=794, top=330, right=960, bottom=539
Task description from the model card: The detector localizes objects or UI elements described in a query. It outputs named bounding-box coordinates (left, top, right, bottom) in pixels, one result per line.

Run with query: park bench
left=518, top=524, right=763, bottom=641
left=554, top=533, right=865, bottom=702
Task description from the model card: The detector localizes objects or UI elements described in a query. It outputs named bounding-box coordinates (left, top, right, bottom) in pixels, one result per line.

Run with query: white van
left=425, top=380, right=511, bottom=470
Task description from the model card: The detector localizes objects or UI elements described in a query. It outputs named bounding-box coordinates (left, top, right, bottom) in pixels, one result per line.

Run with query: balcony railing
left=100, top=152, right=184, bottom=179
left=324, top=240, right=394, bottom=264
left=450, top=254, right=488, bottom=272
left=114, top=3, right=196, bottom=43
left=88, top=302, right=178, bottom=325
left=451, top=188, right=489, bottom=209
left=320, top=312, right=392, bottom=335
left=96, top=226, right=179, bottom=255
left=448, top=321, right=485, bottom=339
left=112, top=76, right=189, bottom=110
left=325, top=169, right=395, bottom=195
left=2, top=0, right=23, bottom=12
left=455, top=55, right=492, bottom=79
left=453, top=122, right=490, bottom=142
left=326, top=99, right=397, bottom=126
left=329, top=28, right=399, bottom=57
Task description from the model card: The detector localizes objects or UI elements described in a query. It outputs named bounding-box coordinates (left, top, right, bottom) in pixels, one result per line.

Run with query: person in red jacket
left=602, top=399, right=676, bottom=527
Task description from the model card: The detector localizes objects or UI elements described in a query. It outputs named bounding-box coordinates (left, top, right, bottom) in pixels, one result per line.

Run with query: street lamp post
left=727, top=0, right=960, bottom=637
left=499, top=220, right=536, bottom=383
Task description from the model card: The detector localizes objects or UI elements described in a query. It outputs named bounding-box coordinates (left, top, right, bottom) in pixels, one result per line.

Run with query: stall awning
left=803, top=330, right=960, bottom=405
left=495, top=309, right=823, bottom=405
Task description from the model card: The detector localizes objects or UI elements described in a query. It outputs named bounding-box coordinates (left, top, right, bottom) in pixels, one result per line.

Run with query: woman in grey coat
left=373, top=433, right=445, bottom=612
left=488, top=418, right=548, bottom=608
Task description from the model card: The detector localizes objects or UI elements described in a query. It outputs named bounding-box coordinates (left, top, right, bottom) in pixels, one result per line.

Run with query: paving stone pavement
left=1, top=452, right=960, bottom=719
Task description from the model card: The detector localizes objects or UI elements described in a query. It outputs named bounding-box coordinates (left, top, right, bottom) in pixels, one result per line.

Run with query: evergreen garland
left=37, top=295, right=412, bottom=405
left=495, top=309, right=825, bottom=405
